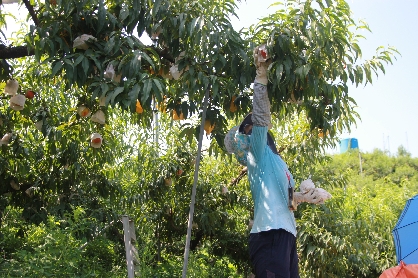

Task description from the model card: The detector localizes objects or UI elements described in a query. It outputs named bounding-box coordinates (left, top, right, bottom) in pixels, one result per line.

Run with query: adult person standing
left=224, top=45, right=331, bottom=278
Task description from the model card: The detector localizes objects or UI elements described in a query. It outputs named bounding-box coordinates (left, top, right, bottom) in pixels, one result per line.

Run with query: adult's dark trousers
left=249, top=229, right=299, bottom=278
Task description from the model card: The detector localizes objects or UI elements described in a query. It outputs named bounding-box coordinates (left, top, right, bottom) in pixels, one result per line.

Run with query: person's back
left=247, top=123, right=296, bottom=236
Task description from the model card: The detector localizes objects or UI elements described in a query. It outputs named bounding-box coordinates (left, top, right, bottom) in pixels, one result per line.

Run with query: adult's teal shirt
left=247, top=125, right=297, bottom=236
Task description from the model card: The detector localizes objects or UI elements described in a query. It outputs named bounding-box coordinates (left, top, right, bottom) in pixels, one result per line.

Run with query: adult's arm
left=252, top=45, right=271, bottom=127
left=252, top=83, right=271, bottom=127
left=250, top=45, right=272, bottom=160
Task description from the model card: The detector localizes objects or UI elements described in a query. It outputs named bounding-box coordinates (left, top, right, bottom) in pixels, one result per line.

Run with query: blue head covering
left=224, top=114, right=279, bottom=166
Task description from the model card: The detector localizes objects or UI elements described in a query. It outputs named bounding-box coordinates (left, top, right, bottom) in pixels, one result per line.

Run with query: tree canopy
left=1, top=0, right=397, bottom=134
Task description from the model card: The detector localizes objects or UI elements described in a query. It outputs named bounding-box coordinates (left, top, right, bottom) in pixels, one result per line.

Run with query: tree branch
left=22, top=0, right=39, bottom=26
left=155, top=46, right=174, bottom=64
left=229, top=166, right=247, bottom=186
left=0, top=45, right=34, bottom=59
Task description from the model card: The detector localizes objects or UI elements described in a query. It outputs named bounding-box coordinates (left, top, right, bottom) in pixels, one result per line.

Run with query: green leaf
left=152, top=0, right=162, bottom=17
left=214, top=59, right=223, bottom=72
left=283, top=57, right=292, bottom=76
left=128, top=83, right=141, bottom=101
left=189, top=17, right=198, bottom=35
left=152, top=79, right=164, bottom=102
left=81, top=57, right=90, bottom=76
left=303, top=64, right=311, bottom=77
left=110, top=87, right=125, bottom=104
left=140, top=52, right=155, bottom=68
left=73, top=54, right=84, bottom=67
left=97, top=0, right=105, bottom=33
left=101, top=83, right=109, bottom=96
left=179, top=13, right=186, bottom=37
left=64, top=63, right=74, bottom=83
left=295, top=66, right=304, bottom=78
left=275, top=64, right=284, bottom=81
left=152, top=82, right=162, bottom=103
left=212, top=80, right=219, bottom=97
left=119, top=5, right=129, bottom=21
left=126, top=37, right=135, bottom=49
left=141, top=79, right=152, bottom=104
left=86, top=53, right=102, bottom=74
left=104, top=37, right=116, bottom=55
left=51, top=61, right=63, bottom=77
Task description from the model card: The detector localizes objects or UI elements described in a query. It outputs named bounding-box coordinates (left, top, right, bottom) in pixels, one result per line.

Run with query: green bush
left=84, top=237, right=117, bottom=272
left=0, top=209, right=125, bottom=277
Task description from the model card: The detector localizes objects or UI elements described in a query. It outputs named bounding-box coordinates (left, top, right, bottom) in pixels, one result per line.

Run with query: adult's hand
left=253, top=44, right=271, bottom=85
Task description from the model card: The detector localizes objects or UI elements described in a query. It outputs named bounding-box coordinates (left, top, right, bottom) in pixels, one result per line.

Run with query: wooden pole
left=181, top=88, right=210, bottom=278
left=122, top=215, right=135, bottom=278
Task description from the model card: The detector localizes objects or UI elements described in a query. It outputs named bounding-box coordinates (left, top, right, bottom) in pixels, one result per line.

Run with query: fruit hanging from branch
left=73, top=34, right=97, bottom=50
left=91, top=110, right=105, bottom=124
left=4, top=79, right=18, bottom=95
left=77, top=105, right=91, bottom=117
left=0, top=133, right=12, bottom=145
left=25, top=90, right=35, bottom=99
left=9, top=94, right=26, bottom=111
left=164, top=178, right=172, bottom=186
left=318, top=128, right=330, bottom=138
left=99, top=96, right=106, bottom=107
left=136, top=100, right=144, bottom=114
left=10, top=180, right=20, bottom=190
left=90, top=133, right=103, bottom=148
left=103, top=64, right=116, bottom=80
left=157, top=99, right=167, bottom=113
left=169, top=64, right=182, bottom=80
left=172, top=109, right=185, bottom=120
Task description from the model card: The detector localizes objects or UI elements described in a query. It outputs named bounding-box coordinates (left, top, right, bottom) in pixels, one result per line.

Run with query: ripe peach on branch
left=90, top=133, right=103, bottom=148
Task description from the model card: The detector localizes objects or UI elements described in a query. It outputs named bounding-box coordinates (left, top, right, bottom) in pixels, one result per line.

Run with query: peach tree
left=0, top=0, right=398, bottom=276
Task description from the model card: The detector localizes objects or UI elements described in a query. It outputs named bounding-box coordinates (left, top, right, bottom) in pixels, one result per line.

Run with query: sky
left=230, top=0, right=418, bottom=157
left=3, top=0, right=418, bottom=157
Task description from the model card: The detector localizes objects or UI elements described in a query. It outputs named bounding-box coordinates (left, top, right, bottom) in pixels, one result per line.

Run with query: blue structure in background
left=340, top=138, right=359, bottom=153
